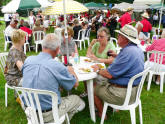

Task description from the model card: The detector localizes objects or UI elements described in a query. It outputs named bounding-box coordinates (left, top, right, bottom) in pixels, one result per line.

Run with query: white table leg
left=87, top=79, right=96, bottom=123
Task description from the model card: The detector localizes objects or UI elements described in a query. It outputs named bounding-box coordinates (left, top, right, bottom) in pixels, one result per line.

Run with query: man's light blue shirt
left=107, top=43, right=144, bottom=86
left=22, top=52, right=76, bottom=110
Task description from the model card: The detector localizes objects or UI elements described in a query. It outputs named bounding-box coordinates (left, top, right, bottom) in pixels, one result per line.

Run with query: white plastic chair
left=84, top=28, right=91, bottom=46
left=110, top=37, right=121, bottom=54
left=0, top=52, right=14, bottom=107
left=3, top=30, right=12, bottom=51
left=146, top=51, right=165, bottom=93
left=14, top=87, right=70, bottom=124
left=24, top=32, right=31, bottom=55
left=100, top=68, right=150, bottom=124
left=33, top=31, right=45, bottom=53
left=73, top=29, right=85, bottom=50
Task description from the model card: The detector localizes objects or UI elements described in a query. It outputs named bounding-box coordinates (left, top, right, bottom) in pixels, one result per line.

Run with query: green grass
left=0, top=20, right=165, bottom=124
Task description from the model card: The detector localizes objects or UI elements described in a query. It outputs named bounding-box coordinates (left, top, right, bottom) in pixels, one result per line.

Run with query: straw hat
left=126, top=7, right=134, bottom=12
left=115, top=24, right=140, bottom=45
left=141, top=12, right=149, bottom=19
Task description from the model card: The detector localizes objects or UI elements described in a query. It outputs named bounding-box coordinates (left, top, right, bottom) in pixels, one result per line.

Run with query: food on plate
left=97, top=64, right=105, bottom=69
left=79, top=68, right=91, bottom=72
left=84, top=58, right=92, bottom=62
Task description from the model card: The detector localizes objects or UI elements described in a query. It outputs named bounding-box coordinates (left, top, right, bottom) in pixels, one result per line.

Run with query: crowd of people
left=3, top=6, right=165, bottom=123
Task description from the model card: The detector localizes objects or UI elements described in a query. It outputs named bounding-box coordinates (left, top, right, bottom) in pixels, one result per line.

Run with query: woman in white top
left=28, top=11, right=36, bottom=29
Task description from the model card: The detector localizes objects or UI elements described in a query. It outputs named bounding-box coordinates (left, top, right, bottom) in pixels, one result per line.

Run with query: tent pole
left=158, top=0, right=164, bottom=35
left=63, top=0, right=69, bottom=65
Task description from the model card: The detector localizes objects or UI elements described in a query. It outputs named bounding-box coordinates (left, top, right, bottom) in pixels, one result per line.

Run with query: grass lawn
left=0, top=20, right=165, bottom=124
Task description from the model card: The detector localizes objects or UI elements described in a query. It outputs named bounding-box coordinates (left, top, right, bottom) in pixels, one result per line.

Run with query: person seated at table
left=145, top=31, right=165, bottom=85
left=59, top=27, right=78, bottom=57
left=92, top=25, right=144, bottom=118
left=73, top=19, right=82, bottom=40
left=4, top=29, right=26, bottom=87
left=20, top=21, right=32, bottom=46
left=5, top=20, right=18, bottom=48
left=22, top=33, right=85, bottom=123
left=87, top=27, right=116, bottom=64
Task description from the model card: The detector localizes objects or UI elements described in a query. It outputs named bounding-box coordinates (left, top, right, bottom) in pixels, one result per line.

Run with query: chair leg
left=83, top=41, right=85, bottom=49
left=28, top=44, right=31, bottom=52
left=80, top=42, right=82, bottom=50
left=100, top=102, right=108, bottom=124
left=130, top=108, right=136, bottom=124
left=139, top=101, right=143, bottom=124
left=147, top=72, right=153, bottom=91
left=36, top=44, right=38, bottom=53
left=5, top=83, right=8, bottom=107
left=4, top=42, right=7, bottom=51
left=24, top=44, right=26, bottom=54
left=160, top=75, right=164, bottom=93
left=66, top=113, right=70, bottom=124
left=88, top=39, right=90, bottom=46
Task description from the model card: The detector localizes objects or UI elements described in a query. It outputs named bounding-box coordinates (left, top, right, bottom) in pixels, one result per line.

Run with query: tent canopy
left=133, top=0, right=161, bottom=5
left=112, top=2, right=149, bottom=12
left=84, top=2, right=107, bottom=10
left=18, top=0, right=40, bottom=10
left=1, top=0, right=53, bottom=13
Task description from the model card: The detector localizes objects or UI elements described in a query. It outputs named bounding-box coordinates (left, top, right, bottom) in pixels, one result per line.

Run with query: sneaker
left=80, top=92, right=88, bottom=98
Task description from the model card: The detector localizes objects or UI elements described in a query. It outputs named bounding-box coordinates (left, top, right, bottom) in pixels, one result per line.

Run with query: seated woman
left=60, top=27, right=78, bottom=57
left=81, top=27, right=116, bottom=98
left=4, top=29, right=26, bottom=86
left=87, top=27, right=116, bottom=64
left=145, top=31, right=165, bottom=84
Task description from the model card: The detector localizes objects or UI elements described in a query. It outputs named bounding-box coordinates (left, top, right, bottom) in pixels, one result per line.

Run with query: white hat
left=115, top=24, right=140, bottom=45
left=141, top=13, right=149, bottom=19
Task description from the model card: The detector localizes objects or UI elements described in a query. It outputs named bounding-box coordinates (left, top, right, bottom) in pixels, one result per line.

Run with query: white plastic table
left=69, top=56, right=105, bottom=123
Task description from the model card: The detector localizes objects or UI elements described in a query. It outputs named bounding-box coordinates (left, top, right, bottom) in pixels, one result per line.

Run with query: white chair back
left=0, top=52, right=8, bottom=76
left=3, top=30, right=12, bottom=42
left=77, top=29, right=85, bottom=40
left=14, top=87, right=60, bottom=124
left=85, top=28, right=91, bottom=38
left=122, top=68, right=150, bottom=107
left=147, top=51, right=165, bottom=73
left=33, top=31, right=45, bottom=42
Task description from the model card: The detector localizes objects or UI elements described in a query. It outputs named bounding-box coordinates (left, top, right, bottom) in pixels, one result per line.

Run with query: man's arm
left=67, top=66, right=79, bottom=87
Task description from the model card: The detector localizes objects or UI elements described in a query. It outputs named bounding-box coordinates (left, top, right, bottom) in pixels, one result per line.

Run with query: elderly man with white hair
left=22, top=33, right=85, bottom=122
left=92, top=24, right=144, bottom=118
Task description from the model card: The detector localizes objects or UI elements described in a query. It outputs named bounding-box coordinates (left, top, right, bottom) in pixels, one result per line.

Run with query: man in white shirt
left=4, top=20, right=18, bottom=48
left=5, top=20, right=18, bottom=37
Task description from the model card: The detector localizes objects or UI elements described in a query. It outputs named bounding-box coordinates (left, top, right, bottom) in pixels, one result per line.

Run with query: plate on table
left=84, top=58, right=93, bottom=63
left=78, top=68, right=93, bottom=74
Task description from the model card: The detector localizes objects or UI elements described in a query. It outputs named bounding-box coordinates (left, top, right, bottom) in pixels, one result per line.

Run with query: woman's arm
left=86, top=39, right=97, bottom=57
left=16, top=60, right=24, bottom=71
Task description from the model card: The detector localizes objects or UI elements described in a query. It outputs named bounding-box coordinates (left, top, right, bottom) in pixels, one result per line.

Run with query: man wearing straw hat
left=92, top=24, right=144, bottom=117
left=140, top=12, right=152, bottom=38
left=118, top=7, right=135, bottom=28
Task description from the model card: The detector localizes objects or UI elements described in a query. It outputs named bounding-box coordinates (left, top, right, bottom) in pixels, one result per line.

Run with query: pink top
left=146, top=38, right=165, bottom=64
